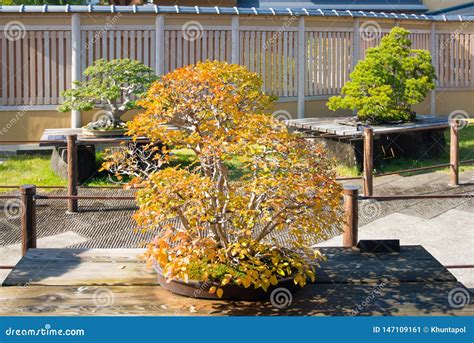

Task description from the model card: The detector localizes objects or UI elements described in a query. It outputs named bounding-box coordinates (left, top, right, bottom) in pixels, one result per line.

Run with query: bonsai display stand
left=40, top=128, right=150, bottom=183
left=1, top=246, right=472, bottom=316
left=286, top=115, right=449, bottom=169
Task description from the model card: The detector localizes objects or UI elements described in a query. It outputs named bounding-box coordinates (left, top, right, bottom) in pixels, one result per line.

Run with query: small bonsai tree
left=103, top=61, right=343, bottom=296
left=58, top=59, right=158, bottom=129
left=328, top=27, right=436, bottom=124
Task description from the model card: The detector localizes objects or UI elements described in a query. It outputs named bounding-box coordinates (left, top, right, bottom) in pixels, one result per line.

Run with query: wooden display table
left=1, top=246, right=472, bottom=316
left=286, top=115, right=450, bottom=168
left=39, top=128, right=151, bottom=183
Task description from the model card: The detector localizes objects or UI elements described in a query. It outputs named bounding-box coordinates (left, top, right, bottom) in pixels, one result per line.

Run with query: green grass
left=0, top=155, right=67, bottom=190
left=1, top=126, right=473, bottom=190
left=168, top=149, right=246, bottom=180
left=335, top=165, right=359, bottom=178
left=336, top=126, right=474, bottom=177
left=0, top=148, right=247, bottom=192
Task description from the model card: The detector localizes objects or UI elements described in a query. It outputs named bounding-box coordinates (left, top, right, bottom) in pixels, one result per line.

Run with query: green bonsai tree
left=58, top=59, right=158, bottom=129
left=328, top=27, right=436, bottom=124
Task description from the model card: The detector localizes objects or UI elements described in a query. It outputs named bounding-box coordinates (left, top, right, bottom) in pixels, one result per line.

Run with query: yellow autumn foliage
left=103, top=61, right=343, bottom=294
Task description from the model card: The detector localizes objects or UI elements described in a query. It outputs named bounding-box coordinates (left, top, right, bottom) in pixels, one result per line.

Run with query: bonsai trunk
left=97, top=103, right=125, bottom=124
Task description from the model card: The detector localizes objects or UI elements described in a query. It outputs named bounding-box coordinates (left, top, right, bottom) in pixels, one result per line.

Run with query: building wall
left=422, top=0, right=472, bottom=11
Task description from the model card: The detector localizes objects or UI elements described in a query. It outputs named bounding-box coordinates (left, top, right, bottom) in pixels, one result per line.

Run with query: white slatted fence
left=0, top=29, right=71, bottom=106
left=240, top=27, right=298, bottom=97
left=0, top=21, right=473, bottom=107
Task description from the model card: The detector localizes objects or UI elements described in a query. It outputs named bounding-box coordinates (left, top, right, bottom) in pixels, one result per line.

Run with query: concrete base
left=50, top=145, right=97, bottom=183
left=313, top=128, right=447, bottom=169
left=0, top=144, right=52, bottom=156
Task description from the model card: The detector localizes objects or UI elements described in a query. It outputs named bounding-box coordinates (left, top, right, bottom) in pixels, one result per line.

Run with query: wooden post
left=155, top=14, right=165, bottom=76
left=430, top=22, right=437, bottom=116
left=67, top=134, right=78, bottom=213
left=363, top=127, right=374, bottom=196
left=450, top=120, right=459, bottom=186
left=231, top=15, right=240, bottom=65
left=20, top=185, right=36, bottom=256
left=351, top=18, right=360, bottom=117
left=71, top=13, right=81, bottom=128
left=297, top=16, right=306, bottom=119
left=352, top=18, right=360, bottom=69
left=343, top=185, right=359, bottom=247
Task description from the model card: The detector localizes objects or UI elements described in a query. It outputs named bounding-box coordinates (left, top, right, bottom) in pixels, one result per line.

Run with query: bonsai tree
left=58, top=58, right=157, bottom=130
left=328, top=27, right=436, bottom=124
left=103, top=61, right=343, bottom=297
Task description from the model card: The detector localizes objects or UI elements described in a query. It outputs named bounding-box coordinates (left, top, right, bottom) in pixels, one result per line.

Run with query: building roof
left=427, top=2, right=474, bottom=16
left=0, top=4, right=472, bottom=22
left=237, top=0, right=428, bottom=12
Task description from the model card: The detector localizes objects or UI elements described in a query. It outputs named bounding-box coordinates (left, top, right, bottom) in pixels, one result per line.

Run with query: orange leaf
left=216, top=288, right=224, bottom=298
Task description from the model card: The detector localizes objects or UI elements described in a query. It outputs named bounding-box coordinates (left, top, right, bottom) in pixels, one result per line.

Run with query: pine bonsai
left=58, top=59, right=158, bottom=130
left=328, top=27, right=436, bottom=124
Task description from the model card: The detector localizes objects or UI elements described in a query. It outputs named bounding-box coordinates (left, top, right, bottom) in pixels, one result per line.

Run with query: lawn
left=1, top=126, right=473, bottom=191
left=374, top=125, right=474, bottom=176
left=0, top=149, right=245, bottom=191
left=0, top=155, right=66, bottom=188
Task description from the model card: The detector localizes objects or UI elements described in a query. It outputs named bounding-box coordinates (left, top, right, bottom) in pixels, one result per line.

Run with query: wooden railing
left=355, top=119, right=472, bottom=196
left=1, top=118, right=473, bottom=210
left=3, top=182, right=470, bottom=273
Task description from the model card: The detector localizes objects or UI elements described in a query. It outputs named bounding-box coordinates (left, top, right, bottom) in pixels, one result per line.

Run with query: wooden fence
left=0, top=17, right=473, bottom=114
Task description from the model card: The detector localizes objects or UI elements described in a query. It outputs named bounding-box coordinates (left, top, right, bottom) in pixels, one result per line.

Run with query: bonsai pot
left=82, top=127, right=127, bottom=137
left=154, top=265, right=301, bottom=301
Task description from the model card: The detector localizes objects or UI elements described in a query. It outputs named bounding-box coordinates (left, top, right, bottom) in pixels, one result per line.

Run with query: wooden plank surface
left=39, top=128, right=172, bottom=146
left=1, top=246, right=470, bottom=316
left=286, top=116, right=449, bottom=137
left=0, top=282, right=471, bottom=316
left=3, top=246, right=456, bottom=287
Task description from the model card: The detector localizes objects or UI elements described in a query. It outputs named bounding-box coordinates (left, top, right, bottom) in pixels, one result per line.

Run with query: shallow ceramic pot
left=82, top=127, right=127, bottom=137
left=153, top=264, right=301, bottom=301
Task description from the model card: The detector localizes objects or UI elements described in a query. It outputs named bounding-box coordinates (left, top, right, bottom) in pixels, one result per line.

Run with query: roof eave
left=0, top=5, right=472, bottom=22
